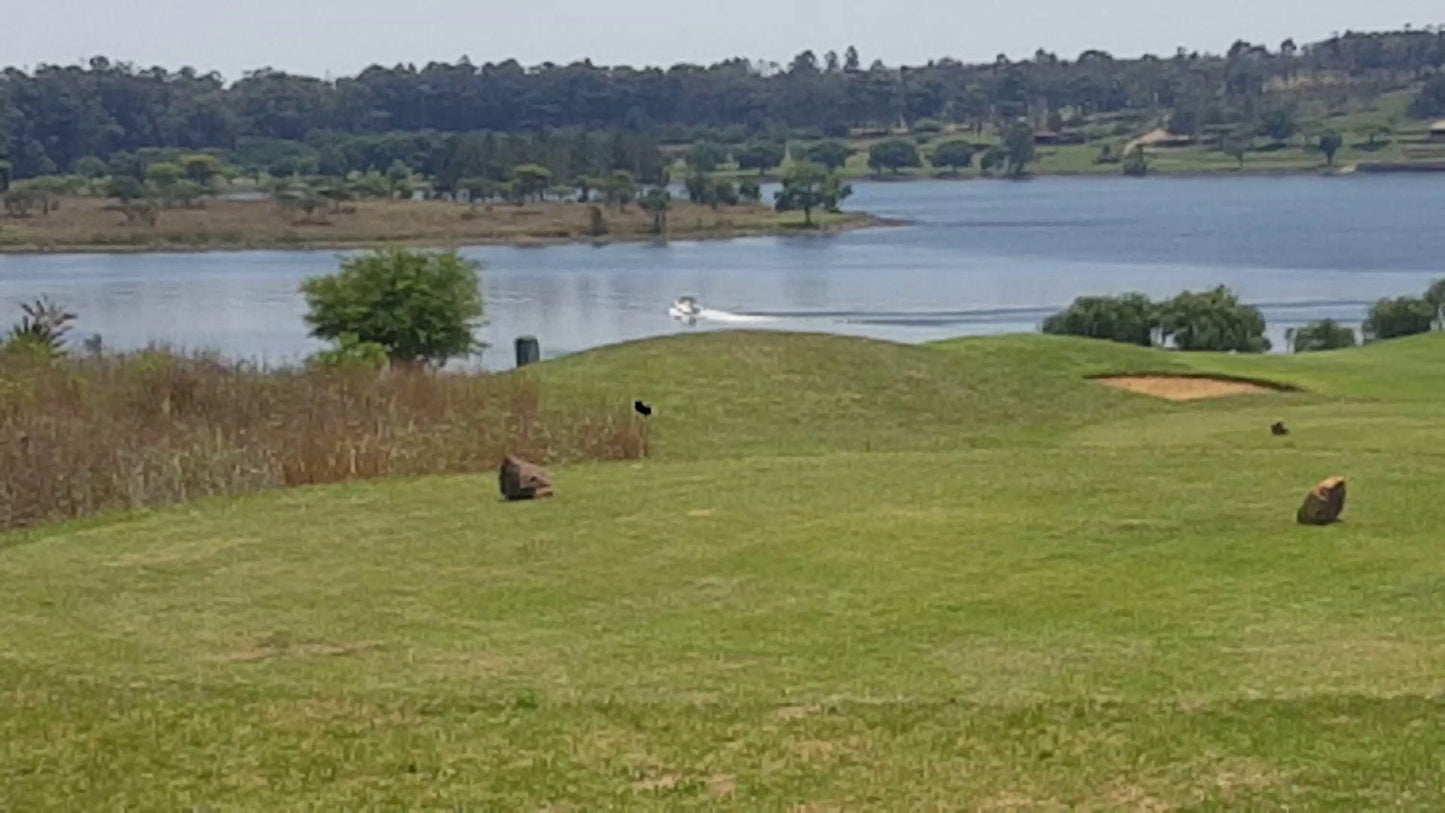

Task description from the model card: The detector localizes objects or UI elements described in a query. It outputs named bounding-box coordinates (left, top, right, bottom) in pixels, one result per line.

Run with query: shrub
left=305, top=333, right=389, bottom=371
left=1042, top=293, right=1157, bottom=346
left=301, top=249, right=484, bottom=367
left=7, top=296, right=77, bottom=353
left=1157, top=286, right=1270, bottom=352
left=1121, top=148, right=1149, bottom=176
left=1287, top=320, right=1357, bottom=353
left=1363, top=297, right=1435, bottom=342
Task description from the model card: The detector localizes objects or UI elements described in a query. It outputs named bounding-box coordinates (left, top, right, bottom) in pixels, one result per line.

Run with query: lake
left=2, top=175, right=1443, bottom=368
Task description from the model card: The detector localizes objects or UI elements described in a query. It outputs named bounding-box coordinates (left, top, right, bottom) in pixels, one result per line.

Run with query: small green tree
left=1363, top=297, right=1435, bottom=342
left=74, top=156, right=107, bottom=179
left=684, top=171, right=712, bottom=205
left=805, top=140, right=852, bottom=170
left=601, top=170, right=636, bottom=210
left=179, top=154, right=225, bottom=188
left=1257, top=108, right=1298, bottom=143
left=305, top=333, right=390, bottom=372
left=1041, top=293, right=1157, bottom=346
left=931, top=140, right=976, bottom=173
left=1121, top=147, right=1149, bottom=177
left=300, top=249, right=484, bottom=366
left=1157, top=286, right=1270, bottom=352
left=145, top=162, right=184, bottom=206
left=687, top=141, right=729, bottom=172
left=979, top=147, right=1007, bottom=175
left=1426, top=279, right=1445, bottom=329
left=1316, top=131, right=1343, bottom=166
left=511, top=164, right=552, bottom=202
left=385, top=160, right=413, bottom=197
left=639, top=187, right=672, bottom=234
left=1286, top=320, right=1357, bottom=353
left=867, top=139, right=921, bottom=174
left=734, top=141, right=785, bottom=175
left=1004, top=121, right=1036, bottom=177
left=738, top=178, right=762, bottom=202
left=1221, top=133, right=1250, bottom=169
left=774, top=162, right=850, bottom=226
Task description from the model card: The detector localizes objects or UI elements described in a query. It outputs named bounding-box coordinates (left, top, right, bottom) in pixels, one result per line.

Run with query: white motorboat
left=668, top=296, right=702, bottom=321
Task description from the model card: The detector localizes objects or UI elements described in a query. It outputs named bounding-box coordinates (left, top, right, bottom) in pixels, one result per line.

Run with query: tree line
left=1043, top=280, right=1445, bottom=353
left=4, top=28, right=1445, bottom=179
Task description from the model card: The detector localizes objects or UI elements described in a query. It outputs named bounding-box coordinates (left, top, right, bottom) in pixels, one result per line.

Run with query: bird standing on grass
left=634, top=400, right=653, bottom=417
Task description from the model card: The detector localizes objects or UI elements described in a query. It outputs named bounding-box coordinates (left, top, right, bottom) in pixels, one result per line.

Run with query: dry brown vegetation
left=0, top=348, right=646, bottom=530
left=0, top=196, right=869, bottom=252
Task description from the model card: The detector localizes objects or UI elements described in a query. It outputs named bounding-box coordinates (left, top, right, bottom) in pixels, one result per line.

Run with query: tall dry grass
left=0, top=348, right=646, bottom=530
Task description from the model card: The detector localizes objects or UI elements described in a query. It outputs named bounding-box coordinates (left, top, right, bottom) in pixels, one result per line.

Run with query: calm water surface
left=2, top=175, right=1442, bottom=368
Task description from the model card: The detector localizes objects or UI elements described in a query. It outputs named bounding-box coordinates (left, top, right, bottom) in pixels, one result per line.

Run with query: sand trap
left=1096, top=375, right=1276, bottom=402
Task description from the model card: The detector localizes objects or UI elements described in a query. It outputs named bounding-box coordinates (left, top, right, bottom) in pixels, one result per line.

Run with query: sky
left=11, top=0, right=1445, bottom=78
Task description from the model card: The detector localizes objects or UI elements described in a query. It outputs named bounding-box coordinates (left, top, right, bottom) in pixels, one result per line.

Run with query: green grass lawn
left=6, top=332, right=1445, bottom=807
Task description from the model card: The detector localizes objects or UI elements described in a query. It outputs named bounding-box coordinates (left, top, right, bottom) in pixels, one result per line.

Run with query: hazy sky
left=13, top=0, right=1445, bottom=78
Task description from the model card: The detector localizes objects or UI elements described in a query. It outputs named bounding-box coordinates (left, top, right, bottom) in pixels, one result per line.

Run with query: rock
left=499, top=455, right=554, bottom=501
left=1297, top=476, right=1346, bottom=525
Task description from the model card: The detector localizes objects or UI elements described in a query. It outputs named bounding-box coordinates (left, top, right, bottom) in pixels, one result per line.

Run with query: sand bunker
left=1096, top=375, right=1276, bottom=402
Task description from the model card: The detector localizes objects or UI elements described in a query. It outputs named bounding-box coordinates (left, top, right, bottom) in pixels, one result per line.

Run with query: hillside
left=4, top=332, right=1445, bottom=807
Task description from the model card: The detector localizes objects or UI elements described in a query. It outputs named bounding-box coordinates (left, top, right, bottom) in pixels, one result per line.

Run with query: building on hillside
left=1429, top=121, right=1445, bottom=142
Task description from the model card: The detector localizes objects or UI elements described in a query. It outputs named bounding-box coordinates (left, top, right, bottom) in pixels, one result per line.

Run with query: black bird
left=634, top=400, right=653, bottom=417
left=1271, top=421, right=1289, bottom=436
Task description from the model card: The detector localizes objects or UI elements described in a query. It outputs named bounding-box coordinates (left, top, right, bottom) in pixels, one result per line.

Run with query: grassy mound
left=5, top=332, right=1445, bottom=807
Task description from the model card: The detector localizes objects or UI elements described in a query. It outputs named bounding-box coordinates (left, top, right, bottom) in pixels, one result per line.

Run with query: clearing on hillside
left=1096, top=375, right=1278, bottom=401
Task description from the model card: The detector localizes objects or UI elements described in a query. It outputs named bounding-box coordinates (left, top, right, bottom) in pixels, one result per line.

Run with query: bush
left=1363, top=297, right=1435, bottom=342
left=913, top=118, right=944, bottom=134
left=867, top=139, right=922, bottom=173
left=305, top=333, right=389, bottom=371
left=1042, top=293, right=1157, bottom=346
left=1157, top=286, right=1270, bottom=352
left=1121, top=148, right=1149, bottom=176
left=301, top=249, right=484, bottom=366
left=1287, top=320, right=1357, bottom=353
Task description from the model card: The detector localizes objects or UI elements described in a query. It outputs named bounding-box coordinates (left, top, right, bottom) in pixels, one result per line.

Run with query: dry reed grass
left=0, top=348, right=646, bottom=530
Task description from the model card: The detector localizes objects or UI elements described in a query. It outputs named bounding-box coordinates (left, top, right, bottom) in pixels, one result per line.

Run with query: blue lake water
left=1, top=175, right=1442, bottom=368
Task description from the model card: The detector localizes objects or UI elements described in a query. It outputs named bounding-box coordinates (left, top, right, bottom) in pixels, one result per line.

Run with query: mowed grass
left=5, top=332, right=1445, bottom=807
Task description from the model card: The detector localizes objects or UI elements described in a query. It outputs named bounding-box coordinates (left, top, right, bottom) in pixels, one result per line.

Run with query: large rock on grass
left=499, top=455, right=554, bottom=501
left=1297, top=476, right=1346, bottom=525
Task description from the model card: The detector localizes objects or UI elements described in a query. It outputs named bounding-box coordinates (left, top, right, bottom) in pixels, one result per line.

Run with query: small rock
left=1297, top=476, right=1346, bottom=525
left=498, top=455, right=554, bottom=501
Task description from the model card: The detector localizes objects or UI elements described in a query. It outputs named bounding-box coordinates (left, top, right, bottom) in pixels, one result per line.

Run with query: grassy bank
left=0, top=196, right=879, bottom=253
left=5, top=331, right=1445, bottom=806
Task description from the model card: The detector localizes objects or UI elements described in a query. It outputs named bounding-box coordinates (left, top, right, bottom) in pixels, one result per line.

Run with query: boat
left=668, top=296, right=702, bottom=321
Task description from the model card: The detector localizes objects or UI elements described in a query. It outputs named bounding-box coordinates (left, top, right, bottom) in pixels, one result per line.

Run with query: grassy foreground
left=0, top=197, right=876, bottom=253
left=5, top=332, right=1445, bottom=807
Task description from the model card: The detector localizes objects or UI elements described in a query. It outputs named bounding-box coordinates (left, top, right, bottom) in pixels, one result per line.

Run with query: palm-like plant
left=9, top=297, right=77, bottom=351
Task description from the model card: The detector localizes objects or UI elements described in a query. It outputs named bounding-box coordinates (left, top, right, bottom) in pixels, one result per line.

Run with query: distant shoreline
left=0, top=198, right=896, bottom=256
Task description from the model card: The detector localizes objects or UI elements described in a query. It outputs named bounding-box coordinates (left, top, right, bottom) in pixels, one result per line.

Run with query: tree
left=0, top=160, right=11, bottom=193
left=1286, top=320, right=1357, bottom=353
left=979, top=147, right=1007, bottom=175
left=1362, top=297, right=1435, bottom=342
left=774, top=162, right=850, bottom=226
left=639, top=187, right=672, bottom=234
left=601, top=170, right=636, bottom=210
left=1426, top=279, right=1445, bottom=329
left=1041, top=294, right=1157, bottom=346
left=711, top=178, right=739, bottom=208
left=386, top=160, right=413, bottom=197
left=179, top=154, right=225, bottom=188
left=1257, top=107, right=1298, bottom=142
left=300, top=249, right=484, bottom=366
left=1003, top=121, right=1036, bottom=177
left=1221, top=133, right=1250, bottom=169
left=734, top=141, right=785, bottom=175
left=805, top=140, right=852, bottom=170
left=1316, top=130, right=1343, bottom=166
left=738, top=178, right=762, bottom=202
left=73, top=156, right=107, bottom=179
left=1411, top=74, right=1445, bottom=117
left=510, top=164, right=552, bottom=202
left=867, top=139, right=921, bottom=173
left=687, top=141, right=729, bottom=172
left=931, top=140, right=976, bottom=173
left=844, top=46, right=861, bottom=72
left=145, top=162, right=184, bottom=205
left=1122, top=147, right=1149, bottom=176
left=1157, top=286, right=1270, bottom=352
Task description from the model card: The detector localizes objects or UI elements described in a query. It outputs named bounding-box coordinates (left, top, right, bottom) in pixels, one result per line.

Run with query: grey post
left=515, top=336, right=541, bottom=368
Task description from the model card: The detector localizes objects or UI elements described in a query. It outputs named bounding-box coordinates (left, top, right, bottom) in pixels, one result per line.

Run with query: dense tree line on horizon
left=3, top=28, right=1445, bottom=179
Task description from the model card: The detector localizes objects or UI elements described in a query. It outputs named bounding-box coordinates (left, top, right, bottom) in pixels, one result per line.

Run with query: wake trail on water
left=695, top=308, right=776, bottom=324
